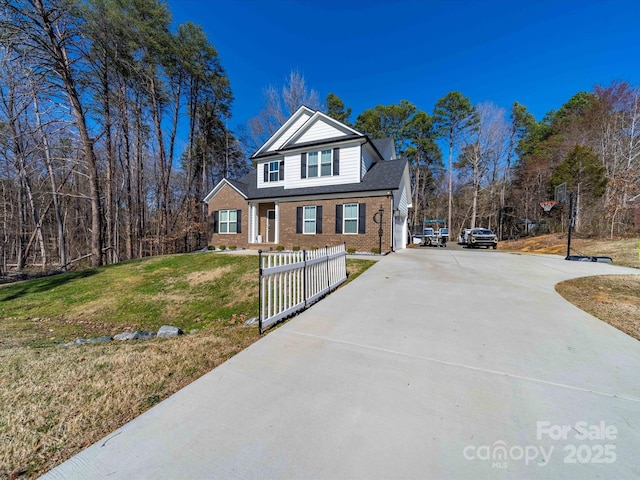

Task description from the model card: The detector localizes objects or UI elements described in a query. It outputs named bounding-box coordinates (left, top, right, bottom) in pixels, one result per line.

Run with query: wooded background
left=1, top=0, right=638, bottom=273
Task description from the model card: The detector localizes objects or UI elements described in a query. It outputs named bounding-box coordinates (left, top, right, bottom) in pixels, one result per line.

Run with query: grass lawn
left=0, top=252, right=374, bottom=479
left=501, top=234, right=640, bottom=342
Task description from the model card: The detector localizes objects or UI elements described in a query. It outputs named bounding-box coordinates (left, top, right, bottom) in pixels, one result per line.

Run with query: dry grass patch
left=0, top=328, right=258, bottom=479
left=0, top=254, right=374, bottom=479
left=556, top=275, right=640, bottom=341
left=501, top=233, right=640, bottom=269
left=184, top=265, right=233, bottom=286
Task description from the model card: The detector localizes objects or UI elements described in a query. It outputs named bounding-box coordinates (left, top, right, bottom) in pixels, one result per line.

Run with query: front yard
left=0, top=253, right=374, bottom=479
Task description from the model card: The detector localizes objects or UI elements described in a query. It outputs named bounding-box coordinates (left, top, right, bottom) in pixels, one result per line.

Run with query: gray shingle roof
left=230, top=158, right=407, bottom=200
left=371, top=138, right=396, bottom=160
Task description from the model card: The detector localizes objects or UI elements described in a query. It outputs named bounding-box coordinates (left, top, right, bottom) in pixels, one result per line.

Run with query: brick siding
left=276, top=196, right=394, bottom=253
left=206, top=184, right=248, bottom=249
left=207, top=184, right=398, bottom=253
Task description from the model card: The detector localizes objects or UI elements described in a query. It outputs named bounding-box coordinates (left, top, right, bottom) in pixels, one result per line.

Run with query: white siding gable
left=294, top=118, right=346, bottom=144
left=268, top=112, right=312, bottom=151
left=252, top=106, right=315, bottom=157
left=281, top=111, right=361, bottom=149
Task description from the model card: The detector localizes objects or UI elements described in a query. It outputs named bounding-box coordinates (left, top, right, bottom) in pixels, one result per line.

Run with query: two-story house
left=204, top=106, right=412, bottom=253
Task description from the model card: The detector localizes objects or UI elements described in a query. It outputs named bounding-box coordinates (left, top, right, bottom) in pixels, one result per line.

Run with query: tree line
left=0, top=0, right=246, bottom=273
left=1, top=1, right=638, bottom=275
left=317, top=83, right=639, bottom=240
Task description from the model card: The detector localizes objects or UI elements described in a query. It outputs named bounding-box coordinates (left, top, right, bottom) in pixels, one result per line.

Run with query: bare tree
left=2, top=0, right=105, bottom=266
left=0, top=50, right=48, bottom=269
left=245, top=70, right=320, bottom=153
left=592, top=83, right=640, bottom=236
left=31, top=78, right=68, bottom=269
left=282, top=70, right=319, bottom=117
left=456, top=103, right=509, bottom=229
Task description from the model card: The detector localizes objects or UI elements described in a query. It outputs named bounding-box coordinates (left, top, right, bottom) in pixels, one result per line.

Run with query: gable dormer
left=280, top=111, right=361, bottom=148
left=252, top=106, right=315, bottom=157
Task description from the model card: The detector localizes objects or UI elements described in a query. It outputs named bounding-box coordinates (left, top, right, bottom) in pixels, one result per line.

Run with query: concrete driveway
left=44, top=249, right=640, bottom=479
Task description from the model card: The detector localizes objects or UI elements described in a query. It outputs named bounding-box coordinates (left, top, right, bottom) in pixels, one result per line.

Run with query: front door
left=266, top=209, right=276, bottom=243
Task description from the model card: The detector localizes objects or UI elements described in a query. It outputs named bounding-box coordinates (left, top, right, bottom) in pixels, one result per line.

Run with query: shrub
left=347, top=248, right=356, bottom=254
left=219, top=245, right=226, bottom=251
left=276, top=245, right=284, bottom=251
left=207, top=245, right=215, bottom=251
left=292, top=246, right=301, bottom=251
left=371, top=247, right=380, bottom=254
left=229, top=245, right=237, bottom=250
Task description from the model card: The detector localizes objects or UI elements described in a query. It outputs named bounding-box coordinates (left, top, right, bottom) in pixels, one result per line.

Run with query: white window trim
left=307, top=149, right=332, bottom=178
left=219, top=209, right=237, bottom=234
left=320, top=149, right=332, bottom=176
left=269, top=161, right=281, bottom=182
left=303, top=205, right=316, bottom=235
left=343, top=203, right=359, bottom=235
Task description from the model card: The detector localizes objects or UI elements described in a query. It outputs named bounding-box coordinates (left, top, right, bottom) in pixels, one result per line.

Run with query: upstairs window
left=263, top=160, right=284, bottom=182
left=320, top=150, right=332, bottom=176
left=301, top=148, right=340, bottom=179
left=308, top=152, right=319, bottom=177
left=269, top=161, right=280, bottom=181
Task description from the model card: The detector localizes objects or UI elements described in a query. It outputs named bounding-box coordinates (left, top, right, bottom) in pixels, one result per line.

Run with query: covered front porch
left=248, top=201, right=279, bottom=247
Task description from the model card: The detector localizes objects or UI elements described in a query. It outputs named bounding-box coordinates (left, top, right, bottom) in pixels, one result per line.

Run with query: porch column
left=249, top=203, right=258, bottom=244
left=274, top=202, right=280, bottom=244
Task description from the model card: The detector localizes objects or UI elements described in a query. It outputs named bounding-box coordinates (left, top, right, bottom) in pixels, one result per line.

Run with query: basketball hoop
left=555, top=182, right=567, bottom=203
left=540, top=200, right=557, bottom=212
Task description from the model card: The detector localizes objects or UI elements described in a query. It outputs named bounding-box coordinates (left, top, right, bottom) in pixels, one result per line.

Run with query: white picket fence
left=259, top=244, right=347, bottom=333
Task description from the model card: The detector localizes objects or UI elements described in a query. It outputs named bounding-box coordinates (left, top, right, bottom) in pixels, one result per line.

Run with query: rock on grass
left=157, top=326, right=183, bottom=339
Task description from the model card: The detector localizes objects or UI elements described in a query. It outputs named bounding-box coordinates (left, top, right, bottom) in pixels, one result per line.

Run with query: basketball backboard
left=555, top=182, right=567, bottom=203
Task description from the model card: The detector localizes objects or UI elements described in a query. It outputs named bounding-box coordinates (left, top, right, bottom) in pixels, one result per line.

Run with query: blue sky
left=167, top=0, right=640, bottom=132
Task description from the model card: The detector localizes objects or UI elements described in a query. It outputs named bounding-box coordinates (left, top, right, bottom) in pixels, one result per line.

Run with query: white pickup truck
left=458, top=228, right=498, bottom=249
